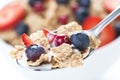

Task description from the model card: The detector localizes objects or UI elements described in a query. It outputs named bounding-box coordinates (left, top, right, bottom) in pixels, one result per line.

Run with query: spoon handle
left=90, top=6, right=120, bottom=37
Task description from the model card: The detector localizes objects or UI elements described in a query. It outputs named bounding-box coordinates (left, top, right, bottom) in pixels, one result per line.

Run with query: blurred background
left=0, top=0, right=120, bottom=80
left=0, top=0, right=120, bottom=47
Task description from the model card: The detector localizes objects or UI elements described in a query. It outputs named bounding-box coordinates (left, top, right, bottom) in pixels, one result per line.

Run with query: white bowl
left=0, top=36, right=120, bottom=80
left=0, top=0, right=120, bottom=80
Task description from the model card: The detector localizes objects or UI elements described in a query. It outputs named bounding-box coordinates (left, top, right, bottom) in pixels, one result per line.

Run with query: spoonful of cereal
left=11, top=6, right=120, bottom=71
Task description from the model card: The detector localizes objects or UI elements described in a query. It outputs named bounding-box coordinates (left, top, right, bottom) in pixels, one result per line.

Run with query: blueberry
left=114, top=21, right=120, bottom=37
left=56, top=0, right=69, bottom=4
left=29, top=0, right=43, bottom=7
left=25, top=44, right=45, bottom=62
left=15, top=22, right=29, bottom=36
left=70, top=32, right=90, bottom=51
left=74, top=7, right=89, bottom=23
left=77, top=0, right=91, bottom=8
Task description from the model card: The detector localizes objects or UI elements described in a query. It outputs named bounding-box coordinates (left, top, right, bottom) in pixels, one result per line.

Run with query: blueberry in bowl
left=77, top=0, right=91, bottom=8
left=74, top=7, right=89, bottom=23
left=56, top=0, right=69, bottom=4
left=15, top=22, right=29, bottom=36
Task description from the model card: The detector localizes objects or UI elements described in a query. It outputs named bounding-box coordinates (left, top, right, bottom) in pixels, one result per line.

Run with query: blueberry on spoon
left=25, top=44, right=45, bottom=62
left=70, top=32, right=90, bottom=51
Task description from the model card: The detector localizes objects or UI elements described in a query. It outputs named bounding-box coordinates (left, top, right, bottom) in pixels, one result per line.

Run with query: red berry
left=43, top=29, right=70, bottom=47
left=71, top=3, right=79, bottom=13
left=58, top=15, right=68, bottom=24
left=33, top=1, right=44, bottom=12
left=0, top=2, right=26, bottom=31
left=22, top=33, right=35, bottom=47
left=82, top=16, right=101, bottom=30
left=43, top=29, right=57, bottom=43
left=51, top=34, right=70, bottom=47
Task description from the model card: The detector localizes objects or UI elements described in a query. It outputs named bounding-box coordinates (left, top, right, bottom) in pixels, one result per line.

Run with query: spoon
left=16, top=6, right=120, bottom=71
left=84, top=6, right=120, bottom=59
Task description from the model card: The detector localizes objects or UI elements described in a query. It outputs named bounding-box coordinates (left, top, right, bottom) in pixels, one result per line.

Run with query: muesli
left=11, top=22, right=100, bottom=69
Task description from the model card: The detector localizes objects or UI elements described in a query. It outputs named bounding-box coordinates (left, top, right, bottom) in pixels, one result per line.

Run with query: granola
left=10, top=22, right=100, bottom=69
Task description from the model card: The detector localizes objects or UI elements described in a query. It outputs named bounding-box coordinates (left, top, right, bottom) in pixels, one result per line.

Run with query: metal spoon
left=84, top=6, right=120, bottom=59
left=16, top=6, right=120, bottom=71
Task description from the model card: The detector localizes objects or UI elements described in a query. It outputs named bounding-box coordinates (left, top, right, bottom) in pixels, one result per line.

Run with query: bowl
left=0, top=36, right=120, bottom=80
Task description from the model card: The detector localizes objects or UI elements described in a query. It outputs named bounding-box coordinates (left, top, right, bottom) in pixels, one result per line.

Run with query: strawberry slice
left=51, top=34, right=70, bottom=47
left=22, top=33, right=35, bottom=47
left=82, top=16, right=116, bottom=47
left=43, top=29, right=57, bottom=43
left=0, top=2, right=26, bottom=31
left=104, top=0, right=120, bottom=12
left=43, top=29, right=71, bottom=47
left=82, top=16, right=101, bottom=30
